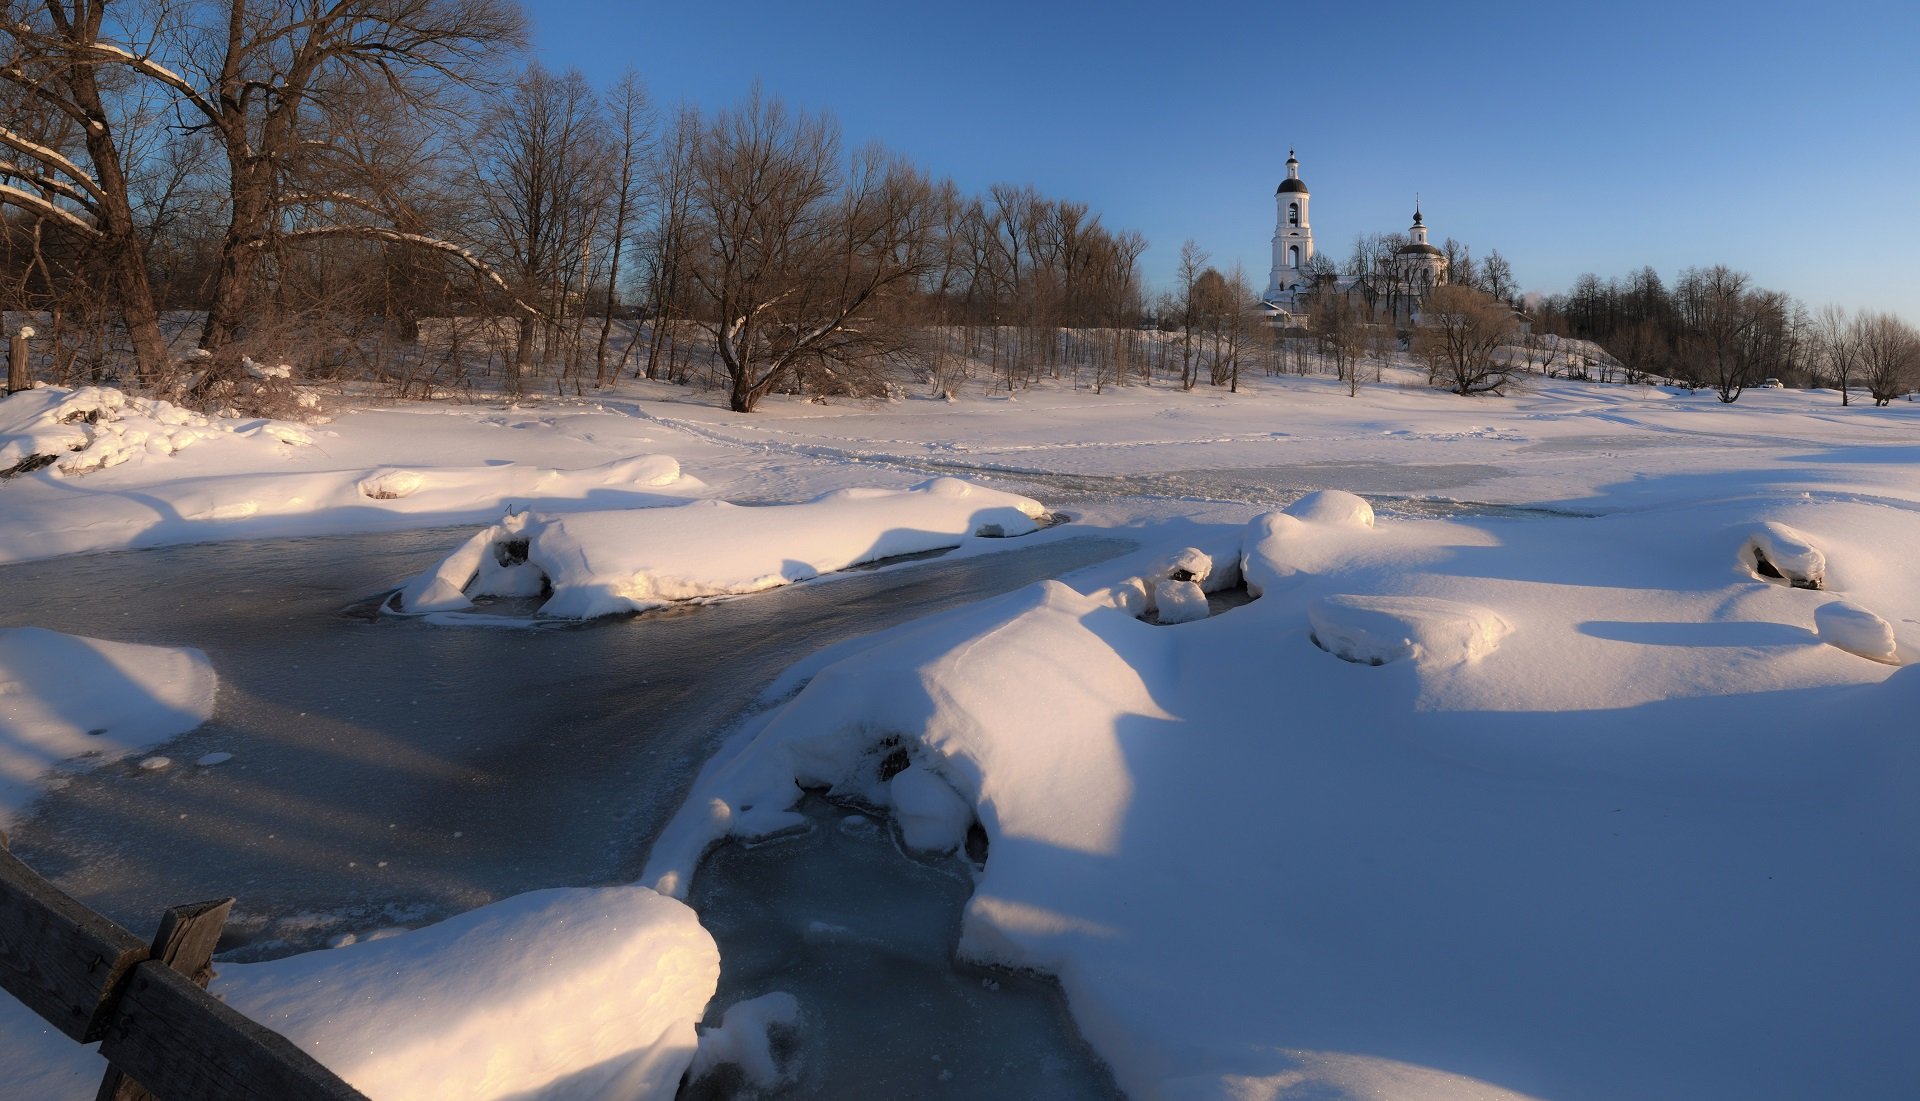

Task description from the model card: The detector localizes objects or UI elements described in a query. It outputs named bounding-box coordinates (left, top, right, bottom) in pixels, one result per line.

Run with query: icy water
left=0, top=527, right=1133, bottom=958
left=685, top=797, right=1121, bottom=1100
left=953, top=463, right=1592, bottom=519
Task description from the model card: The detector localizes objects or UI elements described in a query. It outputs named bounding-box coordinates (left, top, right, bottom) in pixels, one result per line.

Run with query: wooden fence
left=0, top=830, right=367, bottom=1101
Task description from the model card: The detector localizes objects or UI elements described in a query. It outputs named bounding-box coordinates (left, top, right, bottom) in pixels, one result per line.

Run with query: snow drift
left=0, top=627, right=216, bottom=825
left=217, top=886, right=718, bottom=1101
left=396, top=477, right=1047, bottom=619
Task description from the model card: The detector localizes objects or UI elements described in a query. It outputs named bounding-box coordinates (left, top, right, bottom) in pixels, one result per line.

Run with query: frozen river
left=0, top=526, right=1132, bottom=959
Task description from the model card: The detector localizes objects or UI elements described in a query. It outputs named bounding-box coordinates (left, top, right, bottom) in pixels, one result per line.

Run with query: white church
left=1259, top=150, right=1448, bottom=326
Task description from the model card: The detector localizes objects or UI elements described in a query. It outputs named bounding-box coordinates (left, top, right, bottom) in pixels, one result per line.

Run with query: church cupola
left=1410, top=199, right=1429, bottom=246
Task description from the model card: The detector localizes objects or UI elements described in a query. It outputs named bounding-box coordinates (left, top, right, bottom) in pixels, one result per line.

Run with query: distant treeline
left=1533, top=266, right=1917, bottom=405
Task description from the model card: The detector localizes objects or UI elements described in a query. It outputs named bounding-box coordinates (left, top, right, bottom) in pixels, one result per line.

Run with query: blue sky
left=528, top=0, right=1919, bottom=319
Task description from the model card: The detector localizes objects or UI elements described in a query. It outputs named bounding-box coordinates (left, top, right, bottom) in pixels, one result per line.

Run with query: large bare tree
left=684, top=90, right=937, bottom=413
left=1415, top=283, right=1518, bottom=396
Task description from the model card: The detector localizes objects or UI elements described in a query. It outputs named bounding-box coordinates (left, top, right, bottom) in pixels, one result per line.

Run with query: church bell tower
left=1266, top=149, right=1313, bottom=299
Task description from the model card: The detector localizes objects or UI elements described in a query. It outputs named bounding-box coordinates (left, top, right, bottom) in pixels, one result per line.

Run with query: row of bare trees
left=1536, top=265, right=1916, bottom=403
left=1, top=3, right=1168, bottom=412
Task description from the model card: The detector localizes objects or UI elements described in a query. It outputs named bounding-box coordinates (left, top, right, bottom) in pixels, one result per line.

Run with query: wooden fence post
left=7, top=324, right=30, bottom=394
left=96, top=898, right=236, bottom=1101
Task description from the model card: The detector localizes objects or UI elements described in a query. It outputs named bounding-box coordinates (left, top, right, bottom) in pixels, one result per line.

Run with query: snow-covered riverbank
left=3, top=371, right=1916, bottom=1099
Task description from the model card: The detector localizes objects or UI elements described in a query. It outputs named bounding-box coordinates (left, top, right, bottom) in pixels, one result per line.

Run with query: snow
left=1307, top=593, right=1510, bottom=666
left=1741, top=520, right=1827, bottom=587
left=686, top=991, right=803, bottom=1091
left=888, top=765, right=974, bottom=855
left=0, top=627, right=215, bottom=826
left=1814, top=599, right=1899, bottom=663
left=216, top=886, right=717, bottom=1101
left=6, top=368, right=1920, bottom=1100
left=1152, top=578, right=1211, bottom=623
left=396, top=477, right=1046, bottom=619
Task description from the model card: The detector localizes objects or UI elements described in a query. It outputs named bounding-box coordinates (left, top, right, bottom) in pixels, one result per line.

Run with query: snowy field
left=2, top=368, right=1917, bottom=1100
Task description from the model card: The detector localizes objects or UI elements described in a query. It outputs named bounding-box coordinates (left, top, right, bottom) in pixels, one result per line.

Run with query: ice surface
left=0, top=527, right=1133, bottom=957
left=0, top=627, right=215, bottom=825
left=682, top=796, right=1119, bottom=1100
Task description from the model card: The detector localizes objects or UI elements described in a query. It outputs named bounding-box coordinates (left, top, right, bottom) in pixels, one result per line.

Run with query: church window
left=1288, top=245, right=1300, bottom=268
left=1288, top=202, right=1299, bottom=226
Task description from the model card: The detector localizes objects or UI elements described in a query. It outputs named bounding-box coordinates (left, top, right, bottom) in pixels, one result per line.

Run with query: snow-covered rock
left=687, top=992, right=803, bottom=1091
left=397, top=478, right=1047, bottom=619
left=889, top=764, right=974, bottom=854
left=1742, top=521, right=1825, bottom=588
left=0, top=627, right=216, bottom=825
left=217, top=886, right=718, bottom=1101
left=1153, top=578, right=1210, bottom=623
left=1307, top=594, right=1511, bottom=666
left=1814, top=600, right=1899, bottom=663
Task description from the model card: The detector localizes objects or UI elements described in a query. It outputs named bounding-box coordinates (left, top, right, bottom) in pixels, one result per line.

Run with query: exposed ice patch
left=1308, top=594, right=1511, bottom=666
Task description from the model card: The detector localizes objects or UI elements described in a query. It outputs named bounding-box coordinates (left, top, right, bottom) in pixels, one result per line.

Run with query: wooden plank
left=99, top=898, right=236, bottom=1101
left=0, top=845, right=149, bottom=1042
left=98, top=960, right=367, bottom=1101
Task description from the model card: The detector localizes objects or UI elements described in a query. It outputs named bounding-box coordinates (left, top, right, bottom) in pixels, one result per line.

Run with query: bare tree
left=1175, top=239, right=1206, bottom=391
left=470, top=64, right=613, bottom=392
left=1415, top=284, right=1518, bottom=396
left=1856, top=311, right=1918, bottom=407
left=592, top=70, right=652, bottom=385
left=1816, top=304, right=1858, bottom=405
left=685, top=90, right=937, bottom=413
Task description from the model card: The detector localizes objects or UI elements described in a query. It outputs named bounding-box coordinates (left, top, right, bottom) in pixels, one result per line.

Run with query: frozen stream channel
left=0, top=526, right=1130, bottom=962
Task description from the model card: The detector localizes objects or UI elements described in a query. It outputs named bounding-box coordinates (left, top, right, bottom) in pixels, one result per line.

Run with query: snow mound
left=396, top=477, right=1047, bottom=620
left=1158, top=545, right=1215, bottom=584
left=0, top=627, right=216, bottom=825
left=1742, top=521, right=1824, bottom=589
left=1153, top=579, right=1211, bottom=624
left=357, top=468, right=425, bottom=500
left=1284, top=489, right=1375, bottom=528
left=687, top=992, right=803, bottom=1092
left=1241, top=497, right=1379, bottom=599
left=1308, top=594, right=1511, bottom=666
left=0, top=385, right=310, bottom=476
left=889, top=764, right=974, bottom=854
left=1814, top=600, right=1899, bottom=663
left=216, top=886, right=718, bottom=1101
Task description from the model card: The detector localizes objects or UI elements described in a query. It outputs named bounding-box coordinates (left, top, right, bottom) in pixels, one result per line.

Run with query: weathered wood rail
left=0, top=830, right=367, bottom=1101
